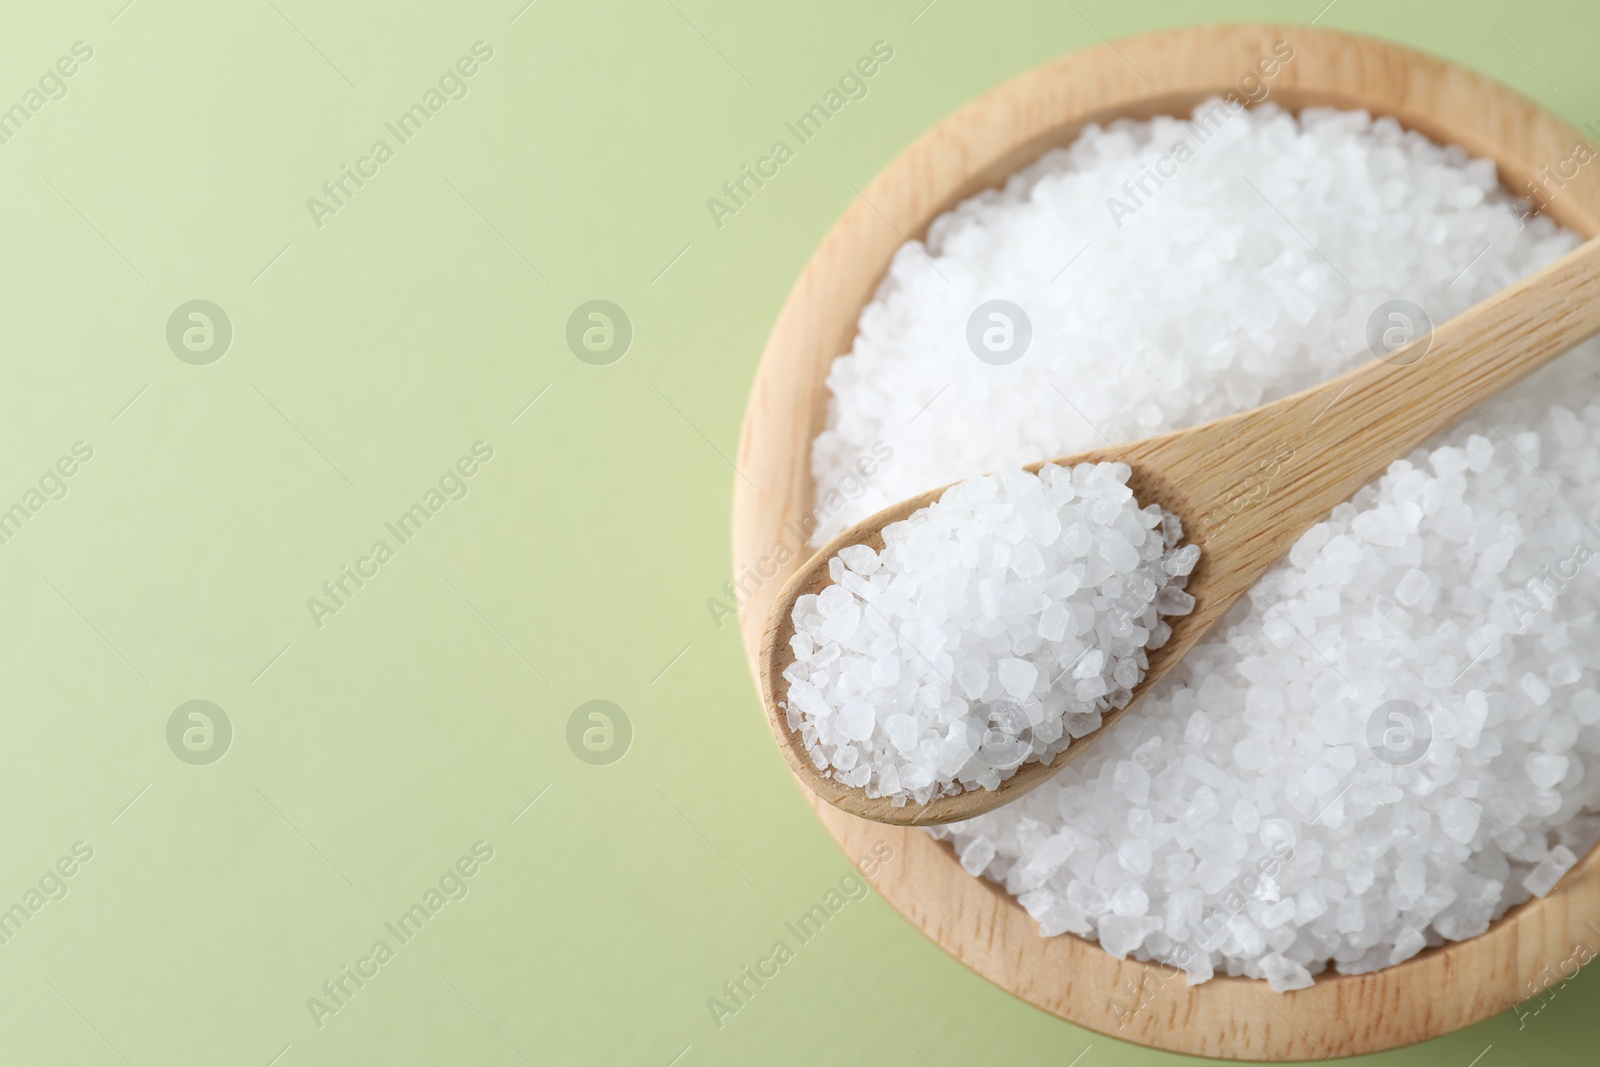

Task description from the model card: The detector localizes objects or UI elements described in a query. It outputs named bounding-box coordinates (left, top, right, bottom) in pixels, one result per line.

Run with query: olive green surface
left=0, top=1, right=1596, bottom=1064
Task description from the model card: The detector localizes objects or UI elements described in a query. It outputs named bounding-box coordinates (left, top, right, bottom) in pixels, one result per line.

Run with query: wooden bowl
left=732, top=23, right=1600, bottom=1061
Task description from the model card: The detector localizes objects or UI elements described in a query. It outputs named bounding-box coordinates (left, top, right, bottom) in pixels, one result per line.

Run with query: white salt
left=811, top=100, right=1600, bottom=991
left=783, top=464, right=1195, bottom=802
left=1524, top=846, right=1579, bottom=897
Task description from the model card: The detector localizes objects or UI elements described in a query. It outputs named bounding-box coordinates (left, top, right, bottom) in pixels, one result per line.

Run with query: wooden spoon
left=760, top=235, right=1600, bottom=826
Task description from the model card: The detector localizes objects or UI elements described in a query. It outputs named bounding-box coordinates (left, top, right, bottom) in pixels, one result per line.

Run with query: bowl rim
left=733, top=21, right=1600, bottom=1060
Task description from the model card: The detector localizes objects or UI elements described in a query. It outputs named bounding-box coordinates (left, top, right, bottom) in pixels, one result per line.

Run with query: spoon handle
left=1153, top=235, right=1600, bottom=594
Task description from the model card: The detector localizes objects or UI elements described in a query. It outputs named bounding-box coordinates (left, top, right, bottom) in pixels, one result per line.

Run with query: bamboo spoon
left=760, top=235, right=1600, bottom=826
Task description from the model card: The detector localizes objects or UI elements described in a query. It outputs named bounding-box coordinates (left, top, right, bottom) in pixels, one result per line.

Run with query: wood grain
left=733, top=22, right=1600, bottom=1059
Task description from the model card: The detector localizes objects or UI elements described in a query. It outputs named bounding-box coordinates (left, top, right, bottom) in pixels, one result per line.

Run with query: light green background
left=1, top=1, right=1596, bottom=1064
